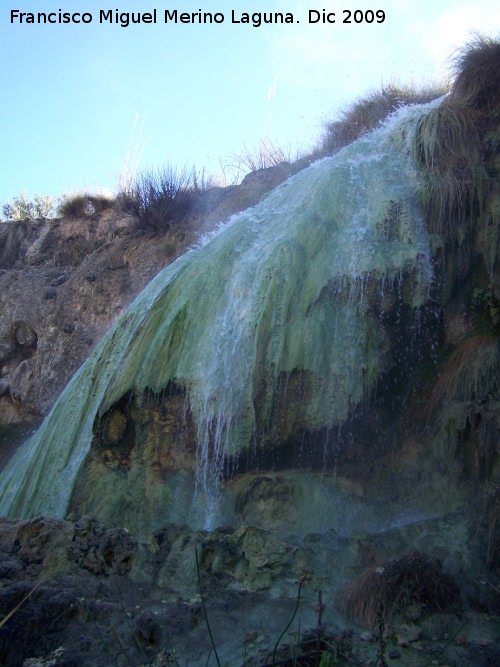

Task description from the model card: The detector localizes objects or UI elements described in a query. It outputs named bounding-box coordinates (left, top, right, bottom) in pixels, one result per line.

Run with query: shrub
left=341, top=552, right=459, bottom=629
left=58, top=194, right=92, bottom=218
left=58, top=193, right=115, bottom=218
left=321, top=83, right=446, bottom=156
left=1, top=191, right=57, bottom=221
left=450, top=34, right=500, bottom=114
left=126, top=166, right=196, bottom=234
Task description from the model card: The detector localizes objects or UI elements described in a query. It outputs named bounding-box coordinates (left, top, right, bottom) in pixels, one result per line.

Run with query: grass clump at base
left=341, top=552, right=460, bottom=629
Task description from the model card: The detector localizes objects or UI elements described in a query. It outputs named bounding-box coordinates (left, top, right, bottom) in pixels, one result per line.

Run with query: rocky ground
left=0, top=515, right=499, bottom=667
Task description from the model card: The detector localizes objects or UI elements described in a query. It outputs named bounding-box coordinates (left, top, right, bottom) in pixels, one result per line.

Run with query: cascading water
left=0, top=103, right=436, bottom=531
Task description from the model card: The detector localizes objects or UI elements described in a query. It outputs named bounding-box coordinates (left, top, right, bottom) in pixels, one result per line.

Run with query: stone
left=0, top=377, right=10, bottom=396
left=102, top=409, right=127, bottom=445
left=68, top=516, right=137, bottom=576
left=395, top=624, right=421, bottom=645
left=134, top=611, right=161, bottom=645
left=14, top=323, right=37, bottom=348
left=404, top=602, right=422, bottom=622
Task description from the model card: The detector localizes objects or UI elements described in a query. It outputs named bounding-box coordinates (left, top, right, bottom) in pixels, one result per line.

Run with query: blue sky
left=1, top=0, right=499, bottom=204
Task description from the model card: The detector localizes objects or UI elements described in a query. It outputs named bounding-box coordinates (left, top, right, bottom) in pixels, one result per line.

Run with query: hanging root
left=413, top=100, right=484, bottom=242
left=412, top=35, right=500, bottom=255
left=423, top=336, right=499, bottom=418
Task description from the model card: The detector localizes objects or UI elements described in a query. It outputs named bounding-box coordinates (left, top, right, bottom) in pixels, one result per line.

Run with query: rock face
left=0, top=163, right=302, bottom=431
left=0, top=212, right=164, bottom=426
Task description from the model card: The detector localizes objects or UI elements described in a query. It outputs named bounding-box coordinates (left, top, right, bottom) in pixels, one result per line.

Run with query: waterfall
left=0, top=103, right=435, bottom=525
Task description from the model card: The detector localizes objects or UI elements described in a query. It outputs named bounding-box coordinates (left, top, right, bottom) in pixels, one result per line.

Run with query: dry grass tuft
left=58, top=194, right=92, bottom=218
left=219, top=138, right=298, bottom=185
left=58, top=193, right=115, bottom=219
left=232, top=138, right=294, bottom=172
left=450, top=34, right=500, bottom=114
left=341, top=552, right=459, bottom=628
left=87, top=194, right=114, bottom=214
left=321, top=83, right=445, bottom=156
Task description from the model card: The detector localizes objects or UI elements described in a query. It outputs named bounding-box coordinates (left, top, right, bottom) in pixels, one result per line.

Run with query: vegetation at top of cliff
left=58, top=192, right=114, bottom=218
left=2, top=34, right=498, bottom=253
left=450, top=34, right=500, bottom=114
left=1, top=190, right=57, bottom=221
left=0, top=65, right=448, bottom=231
left=319, top=83, right=446, bottom=157
left=118, top=165, right=199, bottom=234
left=0, top=190, right=115, bottom=222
